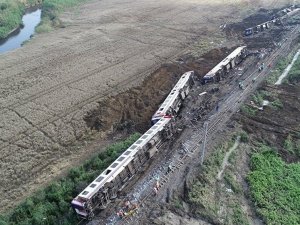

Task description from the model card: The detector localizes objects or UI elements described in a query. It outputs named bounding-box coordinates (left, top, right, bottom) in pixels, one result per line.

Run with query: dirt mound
left=225, top=7, right=292, bottom=49
left=84, top=48, right=233, bottom=134
left=84, top=64, right=186, bottom=133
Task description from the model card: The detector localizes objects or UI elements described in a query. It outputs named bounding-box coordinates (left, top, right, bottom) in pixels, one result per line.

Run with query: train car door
left=147, top=145, right=158, bottom=158
left=126, top=162, right=136, bottom=175
left=230, top=59, right=235, bottom=68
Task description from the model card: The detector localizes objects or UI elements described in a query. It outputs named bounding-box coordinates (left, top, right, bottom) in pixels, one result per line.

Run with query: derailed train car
left=202, top=46, right=247, bottom=83
left=151, top=71, right=194, bottom=124
left=71, top=72, right=194, bottom=220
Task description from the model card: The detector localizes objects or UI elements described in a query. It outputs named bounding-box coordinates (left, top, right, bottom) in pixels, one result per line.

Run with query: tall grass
left=0, top=0, right=87, bottom=38
left=248, top=147, right=300, bottom=225
left=0, top=1, right=25, bottom=38
left=0, top=133, right=140, bottom=225
left=36, top=0, right=87, bottom=33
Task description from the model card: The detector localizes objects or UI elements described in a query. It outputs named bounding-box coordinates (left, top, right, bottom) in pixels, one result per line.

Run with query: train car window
left=141, top=135, right=148, bottom=139
left=152, top=126, right=158, bottom=129
left=111, top=163, right=119, bottom=168
left=135, top=140, right=143, bottom=144
left=130, top=145, right=137, bottom=149
left=105, top=170, right=112, bottom=175
left=159, top=108, right=164, bottom=110
left=95, top=176, right=104, bottom=182
left=117, top=156, right=125, bottom=161
left=124, top=151, right=131, bottom=155
left=82, top=191, right=89, bottom=195
left=90, top=184, right=97, bottom=188
left=146, top=130, right=153, bottom=134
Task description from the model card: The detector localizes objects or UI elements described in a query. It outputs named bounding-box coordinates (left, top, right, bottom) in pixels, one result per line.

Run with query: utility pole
left=201, top=122, right=208, bottom=164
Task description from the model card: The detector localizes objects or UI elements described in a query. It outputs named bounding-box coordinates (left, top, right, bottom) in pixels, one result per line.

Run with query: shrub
left=241, top=105, right=257, bottom=117
left=271, top=98, right=283, bottom=109
left=3, top=133, right=140, bottom=225
left=240, top=131, right=248, bottom=143
left=248, top=149, right=300, bottom=225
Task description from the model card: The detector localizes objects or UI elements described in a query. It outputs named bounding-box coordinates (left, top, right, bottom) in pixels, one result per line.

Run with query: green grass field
left=248, top=146, right=300, bottom=225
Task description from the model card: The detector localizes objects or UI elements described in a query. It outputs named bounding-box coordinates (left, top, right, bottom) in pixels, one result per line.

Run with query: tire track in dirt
left=0, top=5, right=201, bottom=148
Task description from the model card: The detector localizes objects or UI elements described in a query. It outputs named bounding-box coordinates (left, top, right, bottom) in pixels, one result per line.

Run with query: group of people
left=153, top=179, right=160, bottom=195
left=116, top=178, right=161, bottom=220
left=116, top=200, right=139, bottom=219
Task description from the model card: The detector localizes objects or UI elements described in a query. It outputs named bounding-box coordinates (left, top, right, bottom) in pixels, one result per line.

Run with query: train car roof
left=203, top=46, right=246, bottom=79
left=77, top=117, right=172, bottom=200
left=152, top=71, right=193, bottom=118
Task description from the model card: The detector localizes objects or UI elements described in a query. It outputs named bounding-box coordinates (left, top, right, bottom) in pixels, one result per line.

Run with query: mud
left=226, top=6, right=300, bottom=49
left=84, top=47, right=233, bottom=134
left=237, top=83, right=300, bottom=163
left=0, top=0, right=292, bottom=215
left=101, top=7, right=300, bottom=225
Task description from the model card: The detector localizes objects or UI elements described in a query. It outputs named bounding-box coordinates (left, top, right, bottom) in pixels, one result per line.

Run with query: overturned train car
left=71, top=72, right=194, bottom=220
left=202, top=46, right=247, bottom=83
left=151, top=71, right=194, bottom=124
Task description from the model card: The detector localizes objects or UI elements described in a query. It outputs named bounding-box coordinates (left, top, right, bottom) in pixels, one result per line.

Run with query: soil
left=237, top=83, right=300, bottom=163
left=85, top=6, right=300, bottom=225
left=83, top=47, right=232, bottom=134
left=0, top=0, right=292, bottom=216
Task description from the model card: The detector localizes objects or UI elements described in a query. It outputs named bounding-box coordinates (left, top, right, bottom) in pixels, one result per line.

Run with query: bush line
left=248, top=146, right=300, bottom=225
left=0, top=133, right=141, bottom=225
left=0, top=0, right=87, bottom=39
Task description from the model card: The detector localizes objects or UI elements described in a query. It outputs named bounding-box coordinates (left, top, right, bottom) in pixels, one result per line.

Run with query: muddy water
left=0, top=8, right=41, bottom=54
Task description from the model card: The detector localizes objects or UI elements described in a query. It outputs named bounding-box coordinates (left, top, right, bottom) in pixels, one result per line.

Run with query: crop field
left=0, top=0, right=293, bottom=217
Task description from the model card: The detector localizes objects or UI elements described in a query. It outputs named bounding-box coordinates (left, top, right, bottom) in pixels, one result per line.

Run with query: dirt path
left=275, top=49, right=300, bottom=85
left=217, top=136, right=240, bottom=180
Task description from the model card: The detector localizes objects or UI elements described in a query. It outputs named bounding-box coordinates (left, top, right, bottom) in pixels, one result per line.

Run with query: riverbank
left=0, top=1, right=42, bottom=39
left=0, top=0, right=86, bottom=40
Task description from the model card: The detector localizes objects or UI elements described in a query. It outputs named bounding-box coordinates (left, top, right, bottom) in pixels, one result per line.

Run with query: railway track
left=101, top=23, right=300, bottom=225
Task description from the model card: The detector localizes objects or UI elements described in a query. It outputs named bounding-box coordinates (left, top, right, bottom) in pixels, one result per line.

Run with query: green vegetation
left=0, top=133, right=140, bottom=225
left=188, top=137, right=250, bottom=224
left=241, top=104, right=257, bottom=116
left=240, top=131, right=248, bottom=143
left=284, top=135, right=300, bottom=156
left=37, top=0, right=87, bottom=33
left=252, top=91, right=264, bottom=106
left=0, top=0, right=87, bottom=39
left=188, top=141, right=233, bottom=221
left=0, top=1, right=25, bottom=38
left=248, top=147, right=300, bottom=225
left=286, top=54, right=300, bottom=84
left=267, top=51, right=297, bottom=84
left=271, top=98, right=283, bottom=109
left=232, top=205, right=249, bottom=225
left=224, top=173, right=242, bottom=194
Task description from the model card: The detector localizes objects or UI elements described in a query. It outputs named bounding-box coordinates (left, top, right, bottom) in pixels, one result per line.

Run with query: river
left=0, top=8, right=41, bottom=54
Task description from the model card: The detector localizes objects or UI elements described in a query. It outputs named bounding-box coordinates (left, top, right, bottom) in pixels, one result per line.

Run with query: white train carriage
left=151, top=71, right=194, bottom=124
left=202, top=46, right=247, bottom=83
left=71, top=116, right=174, bottom=219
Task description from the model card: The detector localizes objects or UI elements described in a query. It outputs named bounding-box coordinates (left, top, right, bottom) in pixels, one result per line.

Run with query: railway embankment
left=133, top=8, right=300, bottom=225
left=0, top=2, right=298, bottom=225
left=152, top=59, right=300, bottom=225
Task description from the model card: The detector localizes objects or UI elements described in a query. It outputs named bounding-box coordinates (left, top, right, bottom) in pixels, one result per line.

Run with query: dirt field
left=83, top=7, right=300, bottom=224
left=0, top=0, right=291, bottom=213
